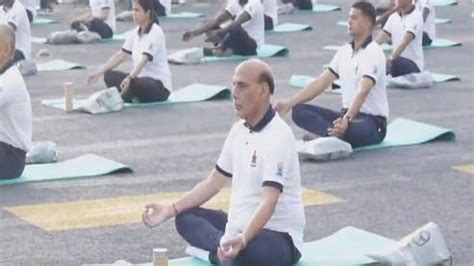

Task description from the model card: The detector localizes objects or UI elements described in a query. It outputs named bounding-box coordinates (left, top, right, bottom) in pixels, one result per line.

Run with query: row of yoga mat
left=0, top=117, right=455, bottom=186
left=32, top=0, right=460, bottom=25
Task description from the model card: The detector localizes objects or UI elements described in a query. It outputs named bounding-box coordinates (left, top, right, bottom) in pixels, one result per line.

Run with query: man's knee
left=291, top=104, right=309, bottom=125
left=174, top=207, right=200, bottom=236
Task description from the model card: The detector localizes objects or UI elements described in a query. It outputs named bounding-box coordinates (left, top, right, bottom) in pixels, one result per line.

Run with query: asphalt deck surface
left=0, top=0, right=473, bottom=265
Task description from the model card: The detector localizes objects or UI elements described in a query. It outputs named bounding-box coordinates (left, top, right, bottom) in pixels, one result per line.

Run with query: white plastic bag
left=298, top=137, right=353, bottom=161
left=168, top=48, right=204, bottom=65
left=367, top=222, right=451, bottom=265
left=388, top=71, right=434, bottom=89
left=78, top=87, right=124, bottom=114
left=26, top=141, right=57, bottom=164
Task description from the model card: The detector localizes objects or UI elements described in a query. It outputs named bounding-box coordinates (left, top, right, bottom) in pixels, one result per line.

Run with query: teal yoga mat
left=312, top=4, right=341, bottom=12
left=165, top=12, right=204, bottom=19
left=41, top=83, right=231, bottom=111
left=0, top=154, right=132, bottom=186
left=432, top=0, right=457, bottom=6
left=201, top=44, right=289, bottom=62
left=354, top=118, right=455, bottom=151
left=168, top=226, right=395, bottom=265
left=268, top=23, right=312, bottom=33
left=324, top=38, right=461, bottom=52
left=33, top=17, right=57, bottom=25
left=37, top=59, right=85, bottom=71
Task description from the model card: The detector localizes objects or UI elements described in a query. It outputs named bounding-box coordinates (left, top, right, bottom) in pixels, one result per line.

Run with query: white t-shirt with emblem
left=3, top=0, right=31, bottom=58
left=329, top=40, right=389, bottom=118
left=90, top=0, right=116, bottom=32
left=216, top=110, right=305, bottom=253
left=415, top=0, right=436, bottom=40
left=225, top=0, right=265, bottom=47
left=122, top=23, right=172, bottom=91
left=383, top=7, right=424, bottom=70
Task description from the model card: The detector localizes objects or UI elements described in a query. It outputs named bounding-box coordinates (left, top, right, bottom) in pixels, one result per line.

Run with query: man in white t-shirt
left=143, top=59, right=305, bottom=265
left=377, top=0, right=424, bottom=77
left=0, top=25, right=32, bottom=180
left=276, top=2, right=389, bottom=148
left=263, top=0, right=277, bottom=30
left=182, top=0, right=264, bottom=56
left=415, top=0, right=435, bottom=46
left=0, top=0, right=31, bottom=62
left=70, top=0, right=116, bottom=39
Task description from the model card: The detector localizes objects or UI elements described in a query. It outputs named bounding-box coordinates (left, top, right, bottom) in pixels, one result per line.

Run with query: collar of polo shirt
left=398, top=4, right=416, bottom=17
left=0, top=60, right=14, bottom=75
left=350, top=35, right=373, bottom=52
left=137, top=22, right=153, bottom=35
left=243, top=106, right=275, bottom=132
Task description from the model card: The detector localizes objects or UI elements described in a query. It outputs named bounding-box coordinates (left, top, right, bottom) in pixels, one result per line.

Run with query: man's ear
left=0, top=44, right=10, bottom=61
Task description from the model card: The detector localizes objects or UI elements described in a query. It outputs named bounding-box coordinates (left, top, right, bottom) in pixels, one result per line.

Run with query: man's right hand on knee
left=142, top=203, right=176, bottom=228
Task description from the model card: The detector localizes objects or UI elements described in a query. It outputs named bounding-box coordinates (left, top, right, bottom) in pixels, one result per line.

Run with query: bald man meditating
left=142, top=59, right=305, bottom=266
left=0, top=25, right=32, bottom=179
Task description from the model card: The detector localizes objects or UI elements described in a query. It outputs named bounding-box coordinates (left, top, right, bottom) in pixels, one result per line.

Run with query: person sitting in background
left=0, top=0, right=31, bottom=63
left=0, top=25, right=32, bottom=180
left=182, top=0, right=264, bottom=57
left=415, top=0, right=436, bottom=46
left=87, top=0, right=172, bottom=104
left=70, top=0, right=116, bottom=39
left=376, top=0, right=424, bottom=77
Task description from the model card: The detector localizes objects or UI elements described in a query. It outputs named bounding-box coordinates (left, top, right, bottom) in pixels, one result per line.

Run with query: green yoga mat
left=37, top=59, right=85, bottom=71
left=268, top=23, right=312, bottom=33
left=201, top=44, right=288, bottom=62
left=337, top=18, right=451, bottom=27
left=165, top=12, right=204, bottom=19
left=312, top=4, right=341, bottom=12
left=0, top=154, right=132, bottom=186
left=41, top=84, right=231, bottom=111
left=432, top=0, right=457, bottom=6
left=168, top=226, right=395, bottom=265
left=324, top=38, right=461, bottom=52
left=354, top=118, right=455, bottom=151
left=33, top=17, right=57, bottom=25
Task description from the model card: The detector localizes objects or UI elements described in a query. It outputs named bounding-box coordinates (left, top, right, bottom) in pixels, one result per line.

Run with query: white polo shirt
left=90, top=0, right=116, bottom=32
left=0, top=9, right=6, bottom=24
left=122, top=23, right=172, bottom=91
left=415, top=0, right=436, bottom=40
left=19, top=0, right=36, bottom=17
left=328, top=36, right=389, bottom=118
left=216, top=107, right=305, bottom=253
left=383, top=6, right=424, bottom=70
left=3, top=0, right=32, bottom=59
left=225, top=0, right=265, bottom=47
left=0, top=62, right=32, bottom=152
left=262, top=0, right=278, bottom=26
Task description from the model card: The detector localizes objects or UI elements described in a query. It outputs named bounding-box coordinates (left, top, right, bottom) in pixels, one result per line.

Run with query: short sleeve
left=6, top=10, right=18, bottom=29
left=404, top=15, right=420, bottom=38
left=121, top=31, right=133, bottom=54
left=262, top=134, right=294, bottom=192
left=141, top=28, right=163, bottom=61
left=225, top=0, right=240, bottom=17
left=327, top=48, right=342, bottom=79
left=382, top=14, right=394, bottom=36
left=359, top=50, right=380, bottom=85
left=243, top=0, right=259, bottom=18
left=215, top=125, right=237, bottom=178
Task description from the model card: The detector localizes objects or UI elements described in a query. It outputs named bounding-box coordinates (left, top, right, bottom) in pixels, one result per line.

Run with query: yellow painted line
left=453, top=164, right=474, bottom=175
left=4, top=187, right=342, bottom=231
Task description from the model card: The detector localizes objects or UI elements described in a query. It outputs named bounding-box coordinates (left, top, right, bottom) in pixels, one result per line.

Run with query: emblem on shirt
left=276, top=162, right=284, bottom=177
left=250, top=151, right=257, bottom=167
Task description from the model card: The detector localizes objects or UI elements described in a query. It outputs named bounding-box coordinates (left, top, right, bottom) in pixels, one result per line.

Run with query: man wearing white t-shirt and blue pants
left=143, top=59, right=305, bottom=265
left=377, top=0, right=424, bottom=77
left=276, top=2, right=389, bottom=148
left=0, top=25, right=32, bottom=180
left=182, top=0, right=264, bottom=57
left=0, top=0, right=31, bottom=63
left=415, top=0, right=436, bottom=46
left=71, top=0, right=116, bottom=39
